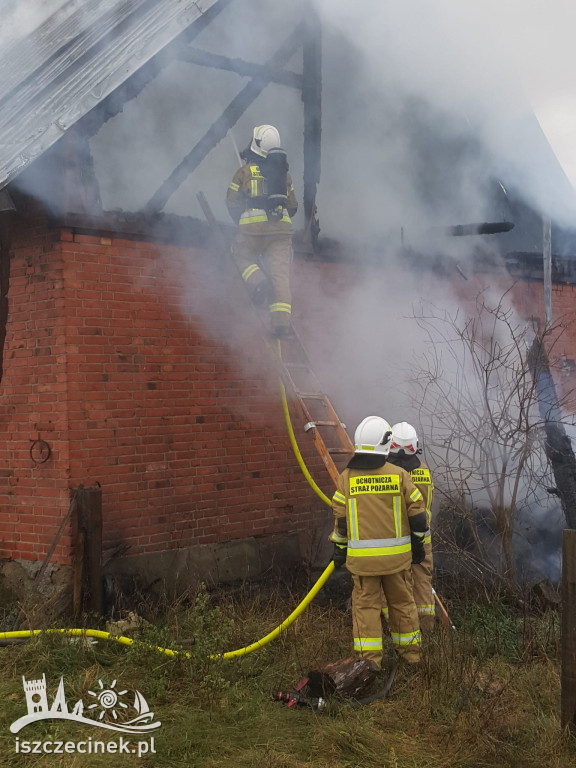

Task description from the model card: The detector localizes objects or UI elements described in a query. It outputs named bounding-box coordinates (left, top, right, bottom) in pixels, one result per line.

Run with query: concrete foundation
left=0, top=522, right=334, bottom=625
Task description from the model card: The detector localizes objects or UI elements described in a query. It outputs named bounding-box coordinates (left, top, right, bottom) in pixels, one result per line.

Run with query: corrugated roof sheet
left=0, top=0, right=219, bottom=191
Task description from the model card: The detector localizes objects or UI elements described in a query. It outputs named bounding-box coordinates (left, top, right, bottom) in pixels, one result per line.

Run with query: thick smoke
left=0, top=0, right=68, bottom=47
left=90, top=0, right=306, bottom=222
left=5, top=0, right=574, bottom=580
left=84, top=0, right=576, bottom=250
left=6, top=0, right=576, bottom=233
left=313, top=0, right=576, bottom=232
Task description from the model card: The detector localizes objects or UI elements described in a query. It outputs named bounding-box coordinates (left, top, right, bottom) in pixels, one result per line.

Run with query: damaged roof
left=0, top=0, right=221, bottom=192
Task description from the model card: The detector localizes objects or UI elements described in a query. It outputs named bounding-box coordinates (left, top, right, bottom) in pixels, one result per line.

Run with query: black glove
left=333, top=542, right=347, bottom=568
left=410, top=533, right=426, bottom=565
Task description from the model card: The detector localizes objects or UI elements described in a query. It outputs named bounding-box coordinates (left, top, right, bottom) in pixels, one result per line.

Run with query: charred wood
left=176, top=47, right=303, bottom=88
left=302, top=7, right=322, bottom=249
left=144, top=24, right=305, bottom=214
left=528, top=336, right=576, bottom=529
left=79, top=0, right=237, bottom=139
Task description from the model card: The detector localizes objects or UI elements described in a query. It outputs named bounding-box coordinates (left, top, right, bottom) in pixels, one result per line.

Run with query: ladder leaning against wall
left=197, top=192, right=454, bottom=627
left=197, top=191, right=354, bottom=487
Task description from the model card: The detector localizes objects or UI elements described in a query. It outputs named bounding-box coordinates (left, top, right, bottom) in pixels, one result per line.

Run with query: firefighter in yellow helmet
left=330, top=416, right=428, bottom=668
left=226, top=125, right=298, bottom=337
left=384, top=422, right=435, bottom=631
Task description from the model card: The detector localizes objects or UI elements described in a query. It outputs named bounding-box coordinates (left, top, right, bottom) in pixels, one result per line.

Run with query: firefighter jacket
left=330, top=461, right=427, bottom=576
left=387, top=454, right=435, bottom=546
left=226, top=161, right=298, bottom=236
left=410, top=461, right=434, bottom=545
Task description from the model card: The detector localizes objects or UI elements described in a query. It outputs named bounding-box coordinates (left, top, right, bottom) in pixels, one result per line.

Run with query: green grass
left=0, top=582, right=574, bottom=767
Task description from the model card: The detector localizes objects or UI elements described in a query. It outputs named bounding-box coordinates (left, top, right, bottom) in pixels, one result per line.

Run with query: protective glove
left=410, top=533, right=426, bottom=565
left=333, top=542, right=347, bottom=568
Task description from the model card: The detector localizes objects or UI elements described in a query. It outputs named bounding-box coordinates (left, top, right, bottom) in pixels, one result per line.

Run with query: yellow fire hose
left=0, top=343, right=338, bottom=660
left=0, top=342, right=451, bottom=662
left=279, top=378, right=332, bottom=507
left=276, top=339, right=332, bottom=507
left=0, top=561, right=335, bottom=659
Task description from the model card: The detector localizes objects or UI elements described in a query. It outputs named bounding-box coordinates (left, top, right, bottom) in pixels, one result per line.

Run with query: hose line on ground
left=0, top=562, right=335, bottom=660
left=0, top=342, right=338, bottom=665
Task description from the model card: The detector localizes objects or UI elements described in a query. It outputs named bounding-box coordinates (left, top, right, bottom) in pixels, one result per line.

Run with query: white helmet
left=390, top=422, right=419, bottom=455
left=354, top=416, right=393, bottom=455
left=250, top=125, right=281, bottom=158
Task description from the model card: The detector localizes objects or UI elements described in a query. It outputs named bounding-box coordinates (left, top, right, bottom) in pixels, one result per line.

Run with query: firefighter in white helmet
left=226, top=125, right=298, bottom=338
left=384, top=422, right=435, bottom=632
left=330, top=416, right=428, bottom=668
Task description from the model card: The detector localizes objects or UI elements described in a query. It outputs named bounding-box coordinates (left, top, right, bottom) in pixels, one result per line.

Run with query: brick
left=0, top=220, right=428, bottom=564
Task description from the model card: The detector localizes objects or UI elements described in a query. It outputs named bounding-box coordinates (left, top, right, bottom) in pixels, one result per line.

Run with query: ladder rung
left=329, top=448, right=353, bottom=455
left=297, top=392, right=326, bottom=400
left=308, top=420, right=340, bottom=427
left=283, top=362, right=312, bottom=371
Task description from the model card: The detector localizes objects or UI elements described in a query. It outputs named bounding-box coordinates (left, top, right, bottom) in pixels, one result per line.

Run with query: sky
left=314, top=0, right=576, bottom=189
left=308, top=0, right=576, bottom=237
left=483, top=1, right=576, bottom=189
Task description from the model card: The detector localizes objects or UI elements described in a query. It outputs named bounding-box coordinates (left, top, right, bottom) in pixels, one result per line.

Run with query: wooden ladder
left=197, top=191, right=354, bottom=487
left=275, top=331, right=353, bottom=485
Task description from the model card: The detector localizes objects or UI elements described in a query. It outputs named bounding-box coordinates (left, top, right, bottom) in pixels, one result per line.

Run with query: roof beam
left=176, top=46, right=303, bottom=88
left=302, top=6, right=322, bottom=232
left=79, top=0, right=238, bottom=139
left=144, top=22, right=304, bottom=214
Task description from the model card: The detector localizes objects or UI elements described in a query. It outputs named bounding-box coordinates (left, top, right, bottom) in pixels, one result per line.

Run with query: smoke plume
left=5, top=0, right=575, bottom=580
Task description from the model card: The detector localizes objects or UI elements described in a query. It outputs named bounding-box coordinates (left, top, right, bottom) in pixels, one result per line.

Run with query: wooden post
left=543, top=216, right=552, bottom=328
left=72, top=530, right=85, bottom=620
left=73, top=484, right=103, bottom=616
left=562, top=529, right=576, bottom=732
left=528, top=337, right=576, bottom=530
left=302, top=2, right=322, bottom=250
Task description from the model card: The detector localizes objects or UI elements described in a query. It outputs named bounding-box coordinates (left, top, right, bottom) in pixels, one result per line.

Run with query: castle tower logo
left=23, top=674, right=49, bottom=715
left=11, top=674, right=161, bottom=734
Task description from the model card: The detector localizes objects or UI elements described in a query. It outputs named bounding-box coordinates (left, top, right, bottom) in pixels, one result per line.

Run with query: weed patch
left=0, top=583, right=574, bottom=767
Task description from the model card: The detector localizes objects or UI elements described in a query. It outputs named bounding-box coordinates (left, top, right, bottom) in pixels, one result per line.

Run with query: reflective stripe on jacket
left=410, top=462, right=434, bottom=544
left=331, top=462, right=426, bottom=576
left=226, top=162, right=297, bottom=236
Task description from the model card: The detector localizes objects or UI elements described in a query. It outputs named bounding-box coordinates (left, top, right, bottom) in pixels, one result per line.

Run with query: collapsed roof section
left=0, top=0, right=225, bottom=192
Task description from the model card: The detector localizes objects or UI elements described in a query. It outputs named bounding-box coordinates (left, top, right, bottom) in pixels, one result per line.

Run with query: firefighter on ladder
left=226, top=125, right=298, bottom=338
left=383, top=422, right=436, bottom=631
left=330, top=416, right=428, bottom=668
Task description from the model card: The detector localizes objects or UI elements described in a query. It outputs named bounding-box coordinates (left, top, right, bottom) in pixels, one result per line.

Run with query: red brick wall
left=510, top=279, right=576, bottom=408
left=0, top=214, right=72, bottom=563
left=0, top=216, right=333, bottom=565
left=3, top=214, right=576, bottom=569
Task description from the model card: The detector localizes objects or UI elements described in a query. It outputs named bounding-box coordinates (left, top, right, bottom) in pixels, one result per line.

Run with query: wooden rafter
left=79, top=0, right=239, bottom=139
left=177, top=47, right=303, bottom=89
left=144, top=22, right=305, bottom=214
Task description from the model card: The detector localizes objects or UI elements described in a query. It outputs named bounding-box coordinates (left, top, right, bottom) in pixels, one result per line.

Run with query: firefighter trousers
left=231, top=231, right=293, bottom=331
left=352, top=569, right=421, bottom=668
left=382, top=544, right=435, bottom=632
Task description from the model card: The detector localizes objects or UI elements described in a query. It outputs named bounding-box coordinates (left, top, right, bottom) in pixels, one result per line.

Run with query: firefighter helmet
left=354, top=416, right=393, bottom=455
left=251, top=125, right=281, bottom=158
left=390, top=422, right=419, bottom=455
